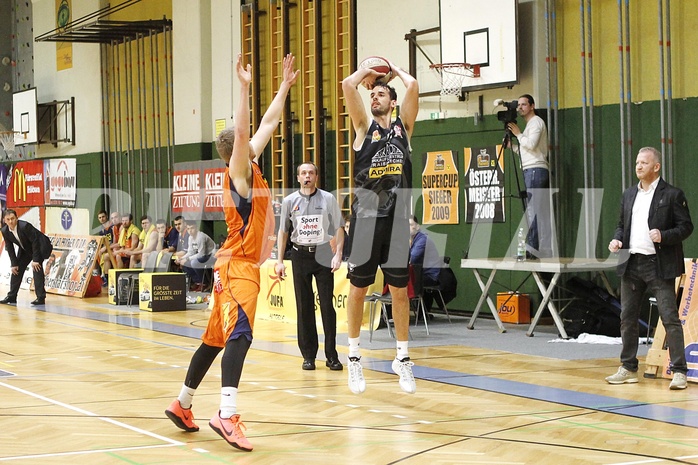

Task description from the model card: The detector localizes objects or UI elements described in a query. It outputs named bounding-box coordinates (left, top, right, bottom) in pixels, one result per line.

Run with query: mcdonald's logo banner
left=7, top=160, right=45, bottom=208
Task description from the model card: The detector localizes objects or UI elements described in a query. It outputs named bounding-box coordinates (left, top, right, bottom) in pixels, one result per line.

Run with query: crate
left=497, top=292, right=530, bottom=324
left=108, top=268, right=142, bottom=305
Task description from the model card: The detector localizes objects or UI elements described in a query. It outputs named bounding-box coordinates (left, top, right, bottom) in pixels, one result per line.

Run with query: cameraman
left=507, top=94, right=551, bottom=258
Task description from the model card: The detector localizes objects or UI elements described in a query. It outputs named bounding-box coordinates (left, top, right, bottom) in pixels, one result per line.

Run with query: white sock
left=177, top=385, right=196, bottom=409
left=396, top=341, right=409, bottom=361
left=219, top=386, right=238, bottom=418
left=348, top=337, right=361, bottom=359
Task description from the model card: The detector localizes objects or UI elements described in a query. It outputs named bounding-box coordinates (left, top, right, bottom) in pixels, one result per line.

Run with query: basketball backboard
left=439, top=0, right=519, bottom=93
left=12, top=88, right=38, bottom=145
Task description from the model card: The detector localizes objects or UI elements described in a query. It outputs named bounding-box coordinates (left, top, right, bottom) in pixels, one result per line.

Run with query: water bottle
left=516, top=227, right=526, bottom=261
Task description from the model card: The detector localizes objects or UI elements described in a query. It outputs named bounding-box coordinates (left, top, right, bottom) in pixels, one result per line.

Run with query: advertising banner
left=45, top=158, right=77, bottom=207
left=256, top=260, right=382, bottom=332
left=172, top=160, right=226, bottom=220
left=45, top=207, right=90, bottom=236
left=0, top=164, right=8, bottom=210
left=138, top=272, right=187, bottom=311
left=662, top=259, right=698, bottom=382
left=203, top=163, right=226, bottom=216
left=7, top=160, right=45, bottom=208
left=44, top=234, right=104, bottom=297
left=421, top=150, right=459, bottom=225
left=55, top=0, right=73, bottom=70
left=463, top=145, right=505, bottom=224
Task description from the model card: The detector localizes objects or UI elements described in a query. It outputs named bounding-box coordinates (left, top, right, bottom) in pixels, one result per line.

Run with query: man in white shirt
left=0, top=209, right=53, bottom=305
left=606, top=147, right=692, bottom=390
left=508, top=94, right=552, bottom=258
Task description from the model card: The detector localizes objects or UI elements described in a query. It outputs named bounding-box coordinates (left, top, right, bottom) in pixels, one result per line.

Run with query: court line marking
left=0, top=380, right=184, bottom=460
left=6, top=307, right=696, bottom=463
left=23, top=304, right=698, bottom=430
left=0, top=444, right=180, bottom=462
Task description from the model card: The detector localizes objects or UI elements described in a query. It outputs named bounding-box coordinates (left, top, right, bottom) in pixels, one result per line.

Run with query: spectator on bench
left=127, top=215, right=157, bottom=268
left=174, top=222, right=216, bottom=291
left=113, top=214, right=141, bottom=269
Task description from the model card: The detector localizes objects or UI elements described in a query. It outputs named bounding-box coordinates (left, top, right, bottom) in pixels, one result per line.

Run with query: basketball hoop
left=0, top=131, right=17, bottom=157
left=430, top=63, right=481, bottom=97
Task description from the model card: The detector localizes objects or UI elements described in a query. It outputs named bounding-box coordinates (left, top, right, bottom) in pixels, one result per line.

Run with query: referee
left=275, top=163, right=344, bottom=371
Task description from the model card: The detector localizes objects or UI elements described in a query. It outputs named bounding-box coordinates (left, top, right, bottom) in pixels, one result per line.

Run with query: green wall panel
left=410, top=98, right=698, bottom=314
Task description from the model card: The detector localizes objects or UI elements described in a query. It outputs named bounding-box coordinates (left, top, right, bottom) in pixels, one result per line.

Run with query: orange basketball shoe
left=165, top=399, right=200, bottom=432
left=209, top=412, right=253, bottom=451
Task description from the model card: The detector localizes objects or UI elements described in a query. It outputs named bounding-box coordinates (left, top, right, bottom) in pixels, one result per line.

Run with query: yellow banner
left=422, top=150, right=459, bottom=224
left=56, top=0, right=73, bottom=70
left=257, top=260, right=383, bottom=332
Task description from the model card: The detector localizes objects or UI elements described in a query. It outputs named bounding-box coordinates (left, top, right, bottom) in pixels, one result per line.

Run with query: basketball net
left=0, top=131, right=16, bottom=157
left=430, top=63, right=480, bottom=97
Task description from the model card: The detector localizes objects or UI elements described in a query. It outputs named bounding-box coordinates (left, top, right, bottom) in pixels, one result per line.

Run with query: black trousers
left=8, top=251, right=46, bottom=300
left=290, top=244, right=338, bottom=361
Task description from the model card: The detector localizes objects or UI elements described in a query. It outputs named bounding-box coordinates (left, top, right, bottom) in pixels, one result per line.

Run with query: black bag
left=562, top=277, right=621, bottom=338
left=562, top=299, right=621, bottom=338
left=566, top=276, right=621, bottom=316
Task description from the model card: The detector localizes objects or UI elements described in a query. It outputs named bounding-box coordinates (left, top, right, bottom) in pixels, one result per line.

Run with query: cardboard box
left=497, top=292, right=530, bottom=324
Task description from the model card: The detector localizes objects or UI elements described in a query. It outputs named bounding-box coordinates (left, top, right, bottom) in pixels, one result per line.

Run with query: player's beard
left=371, top=103, right=390, bottom=118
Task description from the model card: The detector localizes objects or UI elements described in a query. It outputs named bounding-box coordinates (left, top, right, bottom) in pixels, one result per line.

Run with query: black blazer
left=614, top=178, right=693, bottom=279
left=1, top=220, right=53, bottom=267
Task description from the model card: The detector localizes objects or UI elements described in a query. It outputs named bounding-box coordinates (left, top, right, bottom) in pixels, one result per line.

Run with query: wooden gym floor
left=0, top=289, right=696, bottom=465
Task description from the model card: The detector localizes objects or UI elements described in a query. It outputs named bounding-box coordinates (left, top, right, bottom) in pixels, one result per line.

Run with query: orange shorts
left=201, top=259, right=261, bottom=348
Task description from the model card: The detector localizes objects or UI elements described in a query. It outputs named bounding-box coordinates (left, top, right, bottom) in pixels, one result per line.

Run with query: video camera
left=497, top=100, right=519, bottom=124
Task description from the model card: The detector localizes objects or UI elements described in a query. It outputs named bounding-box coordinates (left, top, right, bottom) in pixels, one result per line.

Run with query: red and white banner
left=45, top=158, right=77, bottom=207
left=172, top=160, right=226, bottom=220
left=172, top=167, right=202, bottom=214
left=7, top=160, right=44, bottom=208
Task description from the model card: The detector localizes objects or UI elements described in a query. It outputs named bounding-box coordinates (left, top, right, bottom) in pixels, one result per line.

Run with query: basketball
left=358, top=56, right=393, bottom=86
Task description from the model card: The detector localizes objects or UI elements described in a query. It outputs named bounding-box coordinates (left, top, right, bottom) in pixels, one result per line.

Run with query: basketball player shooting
left=341, top=57, right=419, bottom=394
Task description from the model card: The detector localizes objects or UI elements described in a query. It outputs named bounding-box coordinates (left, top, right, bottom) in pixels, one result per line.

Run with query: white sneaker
left=605, top=366, right=638, bottom=385
left=669, top=372, right=687, bottom=390
left=347, top=357, right=366, bottom=394
left=392, top=357, right=416, bottom=394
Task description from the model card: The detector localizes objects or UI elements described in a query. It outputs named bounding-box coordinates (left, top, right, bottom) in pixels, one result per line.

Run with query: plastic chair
left=199, top=251, right=217, bottom=291
left=409, top=264, right=430, bottom=335
left=155, top=251, right=173, bottom=272
left=366, top=293, right=394, bottom=342
left=125, top=253, right=159, bottom=306
left=369, top=266, right=424, bottom=340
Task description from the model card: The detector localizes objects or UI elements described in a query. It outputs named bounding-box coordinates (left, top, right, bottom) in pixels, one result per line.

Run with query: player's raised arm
left=387, top=60, right=419, bottom=137
left=228, top=54, right=253, bottom=183
left=341, top=67, right=374, bottom=140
